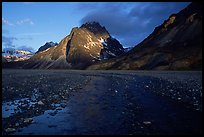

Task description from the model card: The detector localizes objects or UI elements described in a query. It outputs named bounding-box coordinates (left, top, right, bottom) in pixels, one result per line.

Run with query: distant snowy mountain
left=2, top=48, right=34, bottom=62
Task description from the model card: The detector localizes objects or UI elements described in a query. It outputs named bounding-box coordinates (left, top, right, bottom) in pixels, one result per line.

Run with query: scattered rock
left=37, top=101, right=44, bottom=105
left=169, top=89, right=174, bottom=92
left=145, top=85, right=149, bottom=88
left=143, top=121, right=152, bottom=125
left=53, top=95, right=59, bottom=99
left=177, top=98, right=181, bottom=100
left=15, top=123, right=19, bottom=127
left=5, top=128, right=16, bottom=133
left=56, top=107, right=63, bottom=110
left=24, top=118, right=33, bottom=123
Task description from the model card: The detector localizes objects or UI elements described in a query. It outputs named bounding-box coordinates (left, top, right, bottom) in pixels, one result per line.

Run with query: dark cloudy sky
left=2, top=2, right=190, bottom=51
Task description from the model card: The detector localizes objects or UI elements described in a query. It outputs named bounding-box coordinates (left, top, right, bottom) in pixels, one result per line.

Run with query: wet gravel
left=142, top=76, right=202, bottom=111
left=2, top=69, right=91, bottom=135
left=2, top=69, right=202, bottom=135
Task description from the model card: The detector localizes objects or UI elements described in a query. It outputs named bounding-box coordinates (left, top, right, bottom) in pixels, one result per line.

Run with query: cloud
left=2, top=18, right=15, bottom=26
left=2, top=29, right=33, bottom=49
left=2, top=18, right=34, bottom=26
left=2, top=29, right=9, bottom=34
left=2, top=36, right=17, bottom=48
left=19, top=37, right=33, bottom=40
left=22, top=2, right=33, bottom=4
left=17, top=32, right=45, bottom=36
left=80, top=2, right=190, bottom=47
left=16, top=18, right=34, bottom=25
left=75, top=2, right=102, bottom=12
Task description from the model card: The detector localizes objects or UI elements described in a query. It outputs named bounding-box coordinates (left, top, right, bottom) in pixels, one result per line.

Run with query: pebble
left=24, top=118, right=33, bottom=123
left=53, top=95, right=59, bottom=99
left=169, top=89, right=174, bottom=92
left=56, top=107, right=63, bottom=110
left=37, top=101, right=44, bottom=105
left=15, top=123, right=19, bottom=127
left=145, top=85, right=149, bottom=88
left=143, top=121, right=152, bottom=125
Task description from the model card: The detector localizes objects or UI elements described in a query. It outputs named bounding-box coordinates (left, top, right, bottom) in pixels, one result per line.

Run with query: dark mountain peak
left=27, top=21, right=124, bottom=69
left=166, top=2, right=202, bottom=25
left=143, top=2, right=202, bottom=42
left=36, top=41, right=58, bottom=54
left=180, top=2, right=202, bottom=16
left=81, top=21, right=102, bottom=28
left=80, top=21, right=109, bottom=35
left=43, top=41, right=58, bottom=47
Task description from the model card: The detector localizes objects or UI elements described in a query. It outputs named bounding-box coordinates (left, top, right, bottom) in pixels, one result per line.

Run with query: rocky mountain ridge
left=88, top=2, right=202, bottom=70
left=24, top=21, right=125, bottom=69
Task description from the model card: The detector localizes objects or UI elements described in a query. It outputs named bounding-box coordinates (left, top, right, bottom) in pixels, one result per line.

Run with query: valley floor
left=2, top=69, right=202, bottom=135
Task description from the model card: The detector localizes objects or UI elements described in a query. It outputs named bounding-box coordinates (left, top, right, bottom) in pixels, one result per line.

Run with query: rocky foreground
left=2, top=69, right=202, bottom=135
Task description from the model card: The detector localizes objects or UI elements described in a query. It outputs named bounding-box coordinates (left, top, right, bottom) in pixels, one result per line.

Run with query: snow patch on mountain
left=124, top=47, right=134, bottom=52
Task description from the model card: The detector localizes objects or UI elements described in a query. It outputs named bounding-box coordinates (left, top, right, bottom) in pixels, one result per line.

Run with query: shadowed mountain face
left=88, top=2, right=202, bottom=70
left=24, top=22, right=124, bottom=69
